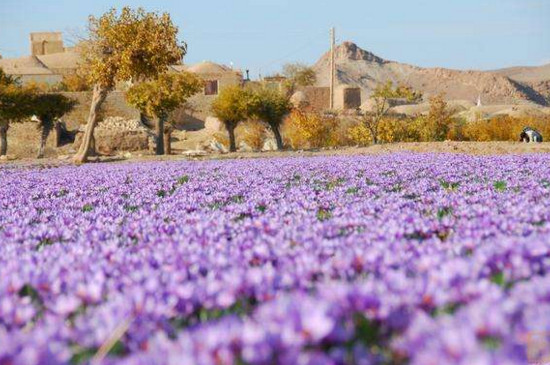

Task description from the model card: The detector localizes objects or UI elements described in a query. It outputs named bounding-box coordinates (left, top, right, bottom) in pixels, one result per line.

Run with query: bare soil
left=3, top=140, right=550, bottom=167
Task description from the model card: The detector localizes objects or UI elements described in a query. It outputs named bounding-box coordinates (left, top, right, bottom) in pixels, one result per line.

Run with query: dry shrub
left=57, top=74, right=92, bottom=92
left=327, top=113, right=550, bottom=148
left=462, top=115, right=550, bottom=141
left=377, top=94, right=455, bottom=143
left=282, top=110, right=341, bottom=149
left=383, top=114, right=550, bottom=143
left=331, top=116, right=357, bottom=146
left=211, top=122, right=268, bottom=151
left=237, top=121, right=267, bottom=150
left=347, top=122, right=371, bottom=146
left=212, top=131, right=230, bottom=148
left=379, top=118, right=421, bottom=143
left=420, top=94, right=455, bottom=141
left=463, top=118, right=510, bottom=141
left=446, top=118, right=468, bottom=141
left=238, top=107, right=550, bottom=150
left=25, top=81, right=51, bottom=92
left=347, top=117, right=422, bottom=145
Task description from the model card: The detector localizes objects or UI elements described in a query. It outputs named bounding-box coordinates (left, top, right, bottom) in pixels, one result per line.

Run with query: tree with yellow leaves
left=126, top=72, right=203, bottom=155
left=31, top=94, right=77, bottom=158
left=362, top=81, right=422, bottom=144
left=249, top=87, right=293, bottom=150
left=0, top=69, right=34, bottom=156
left=211, top=86, right=254, bottom=152
left=424, top=93, right=454, bottom=141
left=74, top=7, right=185, bottom=163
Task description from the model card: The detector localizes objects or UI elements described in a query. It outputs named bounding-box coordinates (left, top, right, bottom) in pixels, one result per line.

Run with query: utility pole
left=329, top=27, right=336, bottom=110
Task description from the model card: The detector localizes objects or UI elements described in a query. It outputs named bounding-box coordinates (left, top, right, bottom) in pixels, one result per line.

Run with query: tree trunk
left=54, top=122, right=62, bottom=147
left=37, top=118, right=52, bottom=159
left=140, top=113, right=153, bottom=129
left=164, top=127, right=172, bottom=155
left=73, top=84, right=108, bottom=163
left=226, top=122, right=237, bottom=152
left=90, top=135, right=97, bottom=156
left=368, top=124, right=378, bottom=145
left=155, top=116, right=165, bottom=155
left=270, top=123, right=284, bottom=150
left=0, top=123, right=8, bottom=156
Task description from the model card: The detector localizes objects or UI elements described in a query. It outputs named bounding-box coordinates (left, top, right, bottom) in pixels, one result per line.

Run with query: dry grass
left=282, top=110, right=347, bottom=149
left=238, top=121, right=268, bottom=150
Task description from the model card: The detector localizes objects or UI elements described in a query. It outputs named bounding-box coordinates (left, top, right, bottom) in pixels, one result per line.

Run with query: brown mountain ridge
left=313, top=42, right=549, bottom=106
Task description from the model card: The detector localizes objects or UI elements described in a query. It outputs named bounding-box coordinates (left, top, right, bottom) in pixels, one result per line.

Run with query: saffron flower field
left=1, top=153, right=550, bottom=364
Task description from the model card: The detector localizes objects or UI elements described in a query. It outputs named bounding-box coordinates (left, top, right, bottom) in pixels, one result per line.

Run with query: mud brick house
left=0, top=32, right=79, bottom=85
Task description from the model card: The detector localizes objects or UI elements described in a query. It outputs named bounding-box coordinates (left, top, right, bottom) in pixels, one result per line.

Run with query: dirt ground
left=6, top=119, right=550, bottom=166
left=3, top=139, right=550, bottom=167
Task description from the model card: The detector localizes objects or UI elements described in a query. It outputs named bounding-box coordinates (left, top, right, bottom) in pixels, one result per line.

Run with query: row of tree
left=212, top=86, right=292, bottom=152
left=1, top=6, right=424, bottom=160
left=0, top=69, right=77, bottom=158
left=0, top=8, right=195, bottom=161
left=59, top=7, right=323, bottom=160
left=124, top=61, right=316, bottom=155
left=211, top=80, right=424, bottom=152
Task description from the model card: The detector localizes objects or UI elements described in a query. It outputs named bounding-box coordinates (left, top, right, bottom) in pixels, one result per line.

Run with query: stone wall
left=300, top=86, right=331, bottom=111
left=293, top=86, right=361, bottom=112
left=173, top=94, right=215, bottom=130
left=60, top=91, right=140, bottom=130
left=18, top=74, right=63, bottom=86
left=335, top=87, right=362, bottom=110
left=59, top=91, right=215, bottom=132
left=73, top=119, right=153, bottom=154
left=171, top=71, right=242, bottom=131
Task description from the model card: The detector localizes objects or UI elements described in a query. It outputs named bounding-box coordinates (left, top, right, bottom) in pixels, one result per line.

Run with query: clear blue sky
left=0, top=0, right=548, bottom=78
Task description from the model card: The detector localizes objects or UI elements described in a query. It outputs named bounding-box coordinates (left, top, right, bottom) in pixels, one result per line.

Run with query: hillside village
left=1, top=29, right=550, bottom=160
left=0, top=32, right=364, bottom=121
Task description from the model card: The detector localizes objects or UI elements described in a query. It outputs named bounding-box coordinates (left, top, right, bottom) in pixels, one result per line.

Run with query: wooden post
left=329, top=27, right=336, bottom=110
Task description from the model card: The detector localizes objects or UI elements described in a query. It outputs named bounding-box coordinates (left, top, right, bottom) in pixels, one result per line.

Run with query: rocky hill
left=493, top=64, right=550, bottom=105
left=493, top=63, right=550, bottom=83
left=313, top=42, right=549, bottom=106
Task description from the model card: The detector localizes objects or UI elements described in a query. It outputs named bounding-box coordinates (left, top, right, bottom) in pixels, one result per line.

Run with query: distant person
left=519, top=127, right=543, bottom=143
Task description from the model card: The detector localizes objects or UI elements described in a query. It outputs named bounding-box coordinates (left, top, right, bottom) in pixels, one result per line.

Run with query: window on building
left=205, top=80, right=219, bottom=95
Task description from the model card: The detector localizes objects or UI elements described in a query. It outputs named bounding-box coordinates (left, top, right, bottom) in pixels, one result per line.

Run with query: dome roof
left=187, top=61, right=231, bottom=74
